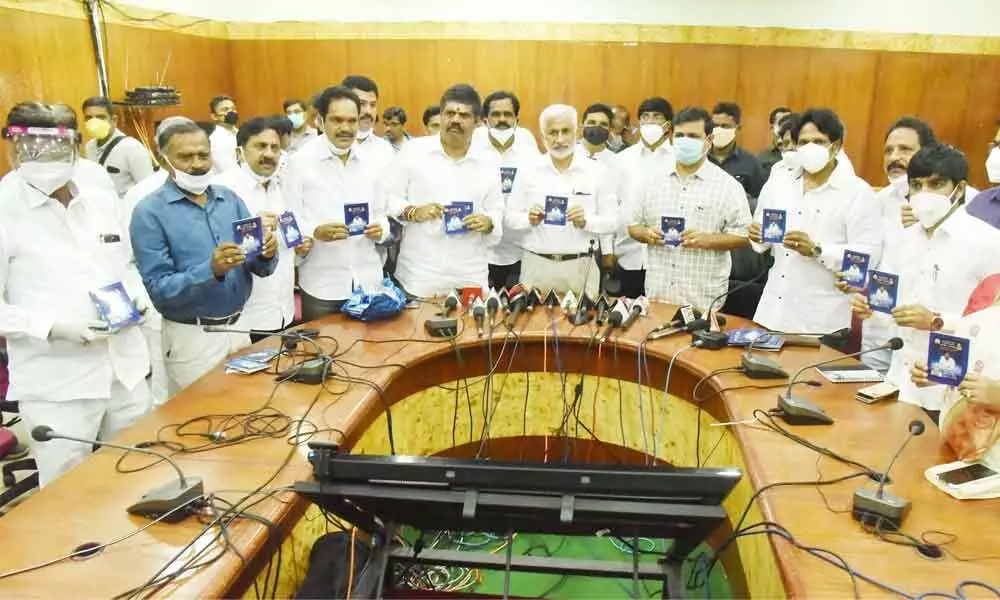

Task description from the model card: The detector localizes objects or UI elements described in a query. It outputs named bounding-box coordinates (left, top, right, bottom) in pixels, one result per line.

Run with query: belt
left=171, top=314, right=241, bottom=327
left=531, top=251, right=590, bottom=262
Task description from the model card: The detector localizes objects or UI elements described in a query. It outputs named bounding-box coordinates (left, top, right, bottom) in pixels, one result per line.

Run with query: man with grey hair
left=0, top=101, right=152, bottom=486
left=130, top=116, right=279, bottom=395
left=506, top=104, right=619, bottom=298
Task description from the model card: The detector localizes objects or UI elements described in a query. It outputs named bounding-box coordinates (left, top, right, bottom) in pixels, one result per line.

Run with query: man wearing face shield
left=209, top=95, right=240, bottom=174
left=849, top=144, right=1000, bottom=416
left=215, top=117, right=312, bottom=341
left=81, top=96, right=154, bottom=197
left=130, top=117, right=279, bottom=395
left=612, top=97, right=675, bottom=298
left=750, top=108, right=882, bottom=334
left=474, top=90, right=541, bottom=290
left=577, top=103, right=617, bottom=162
left=284, top=86, right=388, bottom=320
left=0, top=101, right=152, bottom=486
left=506, top=104, right=619, bottom=298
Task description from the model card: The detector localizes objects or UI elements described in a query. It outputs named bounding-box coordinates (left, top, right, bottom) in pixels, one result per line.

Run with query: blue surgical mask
left=288, top=112, right=306, bottom=129
left=674, top=137, right=707, bottom=166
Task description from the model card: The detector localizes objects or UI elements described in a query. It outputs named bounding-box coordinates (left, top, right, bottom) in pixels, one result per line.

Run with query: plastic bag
left=340, top=277, right=407, bottom=321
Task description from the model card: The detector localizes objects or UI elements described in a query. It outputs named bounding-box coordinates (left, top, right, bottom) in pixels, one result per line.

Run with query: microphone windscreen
left=887, top=337, right=904, bottom=350
left=909, top=420, right=926, bottom=436
left=31, top=425, right=54, bottom=442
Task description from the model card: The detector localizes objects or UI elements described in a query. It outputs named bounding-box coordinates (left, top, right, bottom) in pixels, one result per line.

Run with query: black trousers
left=613, top=266, right=646, bottom=299
left=299, top=291, right=346, bottom=324
left=488, top=261, right=522, bottom=291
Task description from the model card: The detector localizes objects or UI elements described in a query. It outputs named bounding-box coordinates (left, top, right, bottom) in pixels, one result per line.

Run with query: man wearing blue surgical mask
left=283, top=98, right=317, bottom=154
left=849, top=144, right=1000, bottom=419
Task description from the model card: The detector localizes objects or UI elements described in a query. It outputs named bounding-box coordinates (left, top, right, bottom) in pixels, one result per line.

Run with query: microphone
left=621, top=295, right=648, bottom=330
left=202, top=324, right=320, bottom=347
left=599, top=298, right=630, bottom=342
left=30, top=425, right=203, bottom=523
left=442, top=290, right=460, bottom=317
left=570, top=293, right=595, bottom=326
left=543, top=290, right=560, bottom=313
left=525, top=289, right=542, bottom=312
left=594, top=295, right=611, bottom=326
left=471, top=296, right=486, bottom=338
left=648, top=314, right=727, bottom=341
left=650, top=305, right=701, bottom=333
left=852, top=419, right=925, bottom=530
left=506, top=283, right=528, bottom=327
left=485, top=288, right=500, bottom=327
left=742, top=328, right=852, bottom=380
left=776, top=337, right=904, bottom=425
left=560, top=290, right=578, bottom=315
left=702, top=267, right=771, bottom=334
left=498, top=287, right=510, bottom=313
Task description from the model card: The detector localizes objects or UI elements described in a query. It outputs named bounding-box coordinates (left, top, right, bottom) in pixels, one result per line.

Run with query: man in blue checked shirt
left=130, top=117, right=278, bottom=396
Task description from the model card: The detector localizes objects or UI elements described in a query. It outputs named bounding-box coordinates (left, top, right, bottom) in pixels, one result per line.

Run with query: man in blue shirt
left=130, top=117, right=277, bottom=395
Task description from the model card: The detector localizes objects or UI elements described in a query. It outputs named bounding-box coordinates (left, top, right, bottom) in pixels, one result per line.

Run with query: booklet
left=344, top=203, right=370, bottom=237
left=661, top=216, right=685, bottom=247
left=544, top=195, right=568, bottom=226
left=762, top=209, right=787, bottom=244
left=278, top=210, right=304, bottom=248
left=726, top=328, right=785, bottom=351
left=500, top=167, right=517, bottom=194
left=841, top=250, right=871, bottom=287
left=233, top=216, right=264, bottom=259
left=443, top=201, right=473, bottom=234
left=89, top=282, right=142, bottom=331
left=927, top=333, right=970, bottom=387
left=867, top=270, right=899, bottom=314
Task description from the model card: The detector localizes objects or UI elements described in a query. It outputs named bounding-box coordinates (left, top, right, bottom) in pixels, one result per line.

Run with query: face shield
left=4, top=125, right=80, bottom=195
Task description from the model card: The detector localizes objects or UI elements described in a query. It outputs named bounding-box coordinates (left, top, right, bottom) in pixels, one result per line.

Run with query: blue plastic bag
left=340, top=277, right=408, bottom=321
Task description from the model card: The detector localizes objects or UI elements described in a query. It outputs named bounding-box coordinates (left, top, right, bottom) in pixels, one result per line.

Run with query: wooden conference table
left=0, top=302, right=997, bottom=599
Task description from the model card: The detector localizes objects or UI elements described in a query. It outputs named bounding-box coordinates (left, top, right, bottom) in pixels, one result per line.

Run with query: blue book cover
left=762, top=209, right=787, bottom=244
left=232, top=216, right=264, bottom=259
left=278, top=210, right=303, bottom=248
left=344, top=203, right=370, bottom=237
left=660, top=216, right=685, bottom=247
left=726, top=328, right=785, bottom=351
left=867, top=270, right=899, bottom=313
left=544, top=195, right=568, bottom=226
left=841, top=250, right=870, bottom=287
left=927, top=333, right=970, bottom=387
left=443, top=201, right=473, bottom=234
left=89, top=282, right=142, bottom=331
left=500, top=167, right=518, bottom=194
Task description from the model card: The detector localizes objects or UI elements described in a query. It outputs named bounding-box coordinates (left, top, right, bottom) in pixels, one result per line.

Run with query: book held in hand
left=762, top=209, right=787, bottom=244
left=867, top=270, right=899, bottom=313
left=344, top=203, right=370, bottom=237
left=841, top=250, right=870, bottom=287
left=89, top=282, right=142, bottom=331
left=543, top=195, right=568, bottom=226
left=232, top=216, right=264, bottom=259
left=500, top=167, right=517, bottom=194
left=278, top=210, right=303, bottom=248
left=443, top=201, right=473, bottom=234
left=660, top=216, right=685, bottom=247
left=927, top=333, right=970, bottom=387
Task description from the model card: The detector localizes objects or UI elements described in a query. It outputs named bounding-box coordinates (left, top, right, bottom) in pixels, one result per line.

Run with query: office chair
left=0, top=342, right=39, bottom=511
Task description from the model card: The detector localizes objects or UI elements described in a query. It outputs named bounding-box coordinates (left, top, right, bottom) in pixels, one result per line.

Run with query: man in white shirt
left=423, top=106, right=442, bottom=136
left=0, top=102, right=152, bottom=486
left=849, top=144, right=1000, bottom=416
left=81, top=96, right=153, bottom=197
left=626, top=106, right=751, bottom=310
left=383, top=106, right=410, bottom=152
left=283, top=98, right=318, bottom=154
left=613, top=97, right=675, bottom=298
left=341, top=75, right=395, bottom=174
left=474, top=90, right=542, bottom=290
left=750, top=108, right=882, bottom=333
left=577, top=103, right=617, bottom=162
left=209, top=94, right=240, bottom=173
left=385, top=84, right=504, bottom=297
left=507, top=104, right=619, bottom=299
left=216, top=117, right=312, bottom=339
left=285, top=86, right=389, bottom=320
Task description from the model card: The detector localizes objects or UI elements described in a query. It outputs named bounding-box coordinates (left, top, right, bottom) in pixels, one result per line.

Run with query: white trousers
left=18, top=380, right=153, bottom=487
left=141, top=321, right=168, bottom=407
left=161, top=320, right=250, bottom=397
left=521, top=252, right=600, bottom=299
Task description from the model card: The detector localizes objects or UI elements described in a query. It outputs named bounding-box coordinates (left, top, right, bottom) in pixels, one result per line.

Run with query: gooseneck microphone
left=31, top=425, right=204, bottom=523
left=852, top=419, right=925, bottom=530
left=702, top=267, right=771, bottom=333
left=741, top=328, right=852, bottom=380
left=776, top=337, right=904, bottom=425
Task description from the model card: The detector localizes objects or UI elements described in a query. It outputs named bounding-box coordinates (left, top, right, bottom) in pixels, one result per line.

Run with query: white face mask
left=797, top=142, right=833, bottom=174
left=355, top=129, right=369, bottom=142
left=711, top=127, right=736, bottom=148
left=910, top=186, right=960, bottom=229
left=986, top=147, right=1000, bottom=184
left=639, top=123, right=665, bottom=147
left=166, top=158, right=212, bottom=195
left=18, top=160, right=75, bottom=195
left=548, top=145, right=574, bottom=160
left=238, top=148, right=275, bottom=185
left=490, top=127, right=515, bottom=145
left=888, top=174, right=908, bottom=195
left=780, top=150, right=800, bottom=172
left=326, top=135, right=352, bottom=157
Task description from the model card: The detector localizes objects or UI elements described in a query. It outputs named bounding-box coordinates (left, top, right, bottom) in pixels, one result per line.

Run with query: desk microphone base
left=127, top=477, right=204, bottom=523
left=851, top=487, right=910, bottom=531
left=776, top=393, right=834, bottom=425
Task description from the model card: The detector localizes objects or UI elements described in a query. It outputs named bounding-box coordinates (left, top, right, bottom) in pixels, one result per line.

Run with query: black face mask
left=583, top=125, right=609, bottom=146
left=224, top=111, right=240, bottom=126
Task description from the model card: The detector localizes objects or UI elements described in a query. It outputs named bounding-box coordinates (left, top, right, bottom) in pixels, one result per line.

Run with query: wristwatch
left=931, top=313, right=944, bottom=332
left=810, top=244, right=823, bottom=258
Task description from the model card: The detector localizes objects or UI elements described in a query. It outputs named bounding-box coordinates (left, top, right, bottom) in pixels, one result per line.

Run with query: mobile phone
left=937, top=463, right=1000, bottom=486
left=855, top=382, right=898, bottom=404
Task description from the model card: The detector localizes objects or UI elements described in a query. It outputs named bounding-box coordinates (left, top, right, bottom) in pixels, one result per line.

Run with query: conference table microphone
left=852, top=419, right=925, bottom=530
left=472, top=296, right=486, bottom=338
left=598, top=298, right=630, bottom=342
left=648, top=314, right=727, bottom=341
left=570, top=292, right=595, bottom=326
left=30, top=425, right=204, bottom=523
left=621, top=296, right=648, bottom=330
left=691, top=268, right=771, bottom=349
left=485, top=289, right=500, bottom=328
left=775, top=337, right=904, bottom=425
left=441, top=290, right=460, bottom=318
left=506, top=284, right=527, bottom=327
left=594, top=295, right=611, bottom=326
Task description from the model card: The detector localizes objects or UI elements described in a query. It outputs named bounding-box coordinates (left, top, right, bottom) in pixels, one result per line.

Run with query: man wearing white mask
left=750, top=108, right=882, bottom=333
left=507, top=104, right=619, bottom=298
left=626, top=106, right=751, bottom=310
left=848, top=144, right=1000, bottom=418
left=475, top=90, right=542, bottom=290
left=0, top=101, right=152, bottom=486
left=284, top=86, right=388, bottom=319
left=81, top=96, right=154, bottom=197
left=966, top=120, right=1000, bottom=228
left=130, top=117, right=279, bottom=394
left=613, top=97, right=675, bottom=298
left=341, top=75, right=395, bottom=174
left=283, top=98, right=317, bottom=154
left=215, top=117, right=312, bottom=341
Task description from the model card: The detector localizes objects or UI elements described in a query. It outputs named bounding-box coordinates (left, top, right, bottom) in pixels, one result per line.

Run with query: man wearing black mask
left=578, top=103, right=616, bottom=163
left=209, top=95, right=239, bottom=173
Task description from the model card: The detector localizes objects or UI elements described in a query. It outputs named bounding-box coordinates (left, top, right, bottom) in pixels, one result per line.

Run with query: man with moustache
left=471, top=91, right=538, bottom=154
left=341, top=75, right=395, bottom=173
left=208, top=95, right=240, bottom=173
left=384, top=84, right=504, bottom=297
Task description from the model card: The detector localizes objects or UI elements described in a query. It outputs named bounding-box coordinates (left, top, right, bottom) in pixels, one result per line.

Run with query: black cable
left=690, top=367, right=742, bottom=467
left=751, top=409, right=881, bottom=479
